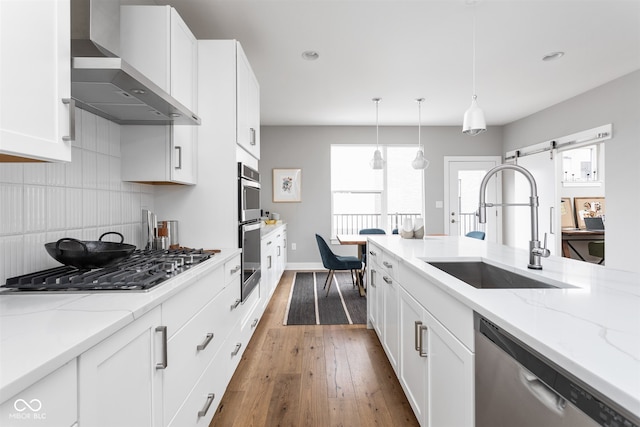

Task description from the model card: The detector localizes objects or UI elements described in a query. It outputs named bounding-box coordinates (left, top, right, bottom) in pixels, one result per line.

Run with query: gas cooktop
left=1, top=248, right=214, bottom=293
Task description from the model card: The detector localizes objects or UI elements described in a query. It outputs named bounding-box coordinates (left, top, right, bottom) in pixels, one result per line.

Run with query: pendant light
left=462, top=1, right=487, bottom=136
left=412, top=98, right=429, bottom=169
left=370, top=97, right=385, bottom=169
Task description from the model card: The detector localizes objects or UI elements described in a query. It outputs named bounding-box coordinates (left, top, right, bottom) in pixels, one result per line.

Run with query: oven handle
left=242, top=221, right=263, bottom=232
left=240, top=177, right=261, bottom=190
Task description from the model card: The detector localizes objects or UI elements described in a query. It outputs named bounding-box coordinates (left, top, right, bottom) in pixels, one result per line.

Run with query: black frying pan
left=45, top=232, right=136, bottom=269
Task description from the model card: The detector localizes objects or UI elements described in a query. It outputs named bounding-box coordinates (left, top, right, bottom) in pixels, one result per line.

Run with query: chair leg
left=350, top=270, right=357, bottom=287
left=325, top=270, right=335, bottom=297
left=322, top=270, right=333, bottom=296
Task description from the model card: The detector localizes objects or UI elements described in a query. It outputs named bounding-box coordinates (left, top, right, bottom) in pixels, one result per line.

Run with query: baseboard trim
left=284, top=262, right=325, bottom=271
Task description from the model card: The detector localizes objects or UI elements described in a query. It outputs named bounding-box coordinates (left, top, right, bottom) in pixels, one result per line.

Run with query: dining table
left=336, top=234, right=368, bottom=297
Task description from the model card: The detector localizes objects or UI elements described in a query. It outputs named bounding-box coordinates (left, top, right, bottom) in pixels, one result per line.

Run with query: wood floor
left=209, top=270, right=420, bottom=427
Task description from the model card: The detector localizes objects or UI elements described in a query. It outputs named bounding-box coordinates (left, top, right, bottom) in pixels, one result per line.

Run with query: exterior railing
left=332, top=212, right=482, bottom=237
left=332, top=213, right=421, bottom=236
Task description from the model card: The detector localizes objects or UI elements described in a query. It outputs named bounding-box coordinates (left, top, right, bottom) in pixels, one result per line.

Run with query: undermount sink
left=427, top=261, right=574, bottom=289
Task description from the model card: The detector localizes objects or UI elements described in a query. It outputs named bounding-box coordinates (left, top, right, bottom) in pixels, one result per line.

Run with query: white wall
left=0, top=110, right=154, bottom=284
left=259, top=125, right=503, bottom=266
left=503, top=70, right=640, bottom=272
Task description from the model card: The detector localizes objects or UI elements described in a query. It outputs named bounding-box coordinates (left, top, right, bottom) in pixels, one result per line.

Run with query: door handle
left=418, top=325, right=428, bottom=357
left=231, top=342, right=242, bottom=356
left=61, top=98, right=76, bottom=142
left=197, top=393, right=215, bottom=418
left=174, top=146, right=182, bottom=170
left=249, top=128, right=256, bottom=145
left=549, top=206, right=555, bottom=235
left=197, top=333, right=214, bottom=351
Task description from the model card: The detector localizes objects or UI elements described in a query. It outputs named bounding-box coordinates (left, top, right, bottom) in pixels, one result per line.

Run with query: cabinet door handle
left=251, top=318, right=259, bottom=328
left=383, top=261, right=393, bottom=268
left=231, top=342, right=242, bottom=356
left=197, top=333, right=214, bottom=351
left=174, top=146, right=182, bottom=170
left=369, top=269, right=376, bottom=287
left=414, top=321, right=423, bottom=351
left=419, top=325, right=428, bottom=358
left=268, top=255, right=272, bottom=269
left=230, top=264, right=241, bottom=274
left=230, top=299, right=241, bottom=310
left=197, top=393, right=215, bottom=418
left=249, top=128, right=256, bottom=145
left=61, top=98, right=76, bottom=142
left=277, top=246, right=281, bottom=256
left=383, top=276, right=392, bottom=284
left=155, top=326, right=168, bottom=369
left=549, top=206, right=555, bottom=235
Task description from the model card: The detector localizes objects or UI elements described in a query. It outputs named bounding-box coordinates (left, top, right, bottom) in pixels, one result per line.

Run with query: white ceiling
left=158, top=0, right=640, bottom=127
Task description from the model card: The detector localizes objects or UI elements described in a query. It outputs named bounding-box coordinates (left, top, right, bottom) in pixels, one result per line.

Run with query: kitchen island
left=366, top=234, right=640, bottom=425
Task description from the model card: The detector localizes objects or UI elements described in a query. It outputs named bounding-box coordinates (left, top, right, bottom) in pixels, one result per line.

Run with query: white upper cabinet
left=120, top=5, right=198, bottom=185
left=236, top=43, right=260, bottom=160
left=120, top=5, right=198, bottom=113
left=0, top=0, right=73, bottom=162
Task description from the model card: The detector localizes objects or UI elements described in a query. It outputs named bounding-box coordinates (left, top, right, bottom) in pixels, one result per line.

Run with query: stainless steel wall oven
left=238, top=163, right=261, bottom=301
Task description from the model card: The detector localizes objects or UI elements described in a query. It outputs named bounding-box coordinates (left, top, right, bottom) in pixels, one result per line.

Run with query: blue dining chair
left=465, top=231, right=486, bottom=240
left=315, top=234, right=363, bottom=297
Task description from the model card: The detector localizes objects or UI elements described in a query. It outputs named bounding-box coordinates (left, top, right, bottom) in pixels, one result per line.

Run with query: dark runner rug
left=284, top=271, right=367, bottom=325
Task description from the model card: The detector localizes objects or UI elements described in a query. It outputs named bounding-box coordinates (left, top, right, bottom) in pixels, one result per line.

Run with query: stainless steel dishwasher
left=474, top=313, right=639, bottom=427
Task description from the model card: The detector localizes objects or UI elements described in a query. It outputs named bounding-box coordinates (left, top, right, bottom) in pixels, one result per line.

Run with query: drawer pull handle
left=197, top=393, right=215, bottom=418
left=230, top=299, right=241, bottom=310
left=369, top=250, right=377, bottom=256
left=419, top=325, right=429, bottom=358
left=197, top=333, right=214, bottom=351
left=414, top=321, right=423, bottom=351
left=155, top=326, right=168, bottom=369
left=251, top=318, right=259, bottom=328
left=231, top=342, right=242, bottom=356
left=230, top=265, right=241, bottom=274
left=383, top=276, right=392, bottom=284
left=383, top=261, right=393, bottom=268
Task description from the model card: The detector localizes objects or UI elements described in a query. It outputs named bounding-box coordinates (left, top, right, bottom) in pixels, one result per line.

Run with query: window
left=561, top=144, right=603, bottom=182
left=331, top=145, right=424, bottom=237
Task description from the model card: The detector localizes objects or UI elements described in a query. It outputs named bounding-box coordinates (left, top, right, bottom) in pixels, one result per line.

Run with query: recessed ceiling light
left=542, top=51, right=565, bottom=61
left=301, top=50, right=319, bottom=61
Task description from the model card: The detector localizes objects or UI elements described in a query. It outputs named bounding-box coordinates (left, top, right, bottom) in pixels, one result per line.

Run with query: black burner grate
left=2, top=249, right=213, bottom=292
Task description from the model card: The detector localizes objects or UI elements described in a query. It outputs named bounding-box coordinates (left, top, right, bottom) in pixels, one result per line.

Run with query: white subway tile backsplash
left=46, top=161, right=66, bottom=187
left=0, top=163, right=23, bottom=184
left=109, top=121, right=121, bottom=158
left=0, top=111, right=146, bottom=284
left=97, top=190, right=110, bottom=226
left=0, top=184, right=23, bottom=234
left=81, top=109, right=97, bottom=151
left=46, top=186, right=66, bottom=230
left=24, top=163, right=46, bottom=185
left=82, top=189, right=97, bottom=227
left=24, top=185, right=47, bottom=232
left=66, top=146, right=83, bottom=187
left=96, top=153, right=110, bottom=190
left=66, top=188, right=83, bottom=229
left=0, top=235, right=23, bottom=278
left=96, top=116, right=110, bottom=154
left=82, top=149, right=97, bottom=189
left=23, top=232, right=48, bottom=274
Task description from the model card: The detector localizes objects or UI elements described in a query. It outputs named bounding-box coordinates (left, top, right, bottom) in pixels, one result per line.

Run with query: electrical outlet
left=291, top=243, right=297, bottom=250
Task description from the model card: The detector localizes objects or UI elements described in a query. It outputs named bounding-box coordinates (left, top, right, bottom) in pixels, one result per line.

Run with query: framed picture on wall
left=273, top=168, right=302, bottom=202
left=574, top=197, right=605, bottom=229
left=560, top=198, right=576, bottom=229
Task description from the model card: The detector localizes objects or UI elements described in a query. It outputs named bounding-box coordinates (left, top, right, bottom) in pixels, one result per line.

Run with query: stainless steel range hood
left=71, top=0, right=200, bottom=125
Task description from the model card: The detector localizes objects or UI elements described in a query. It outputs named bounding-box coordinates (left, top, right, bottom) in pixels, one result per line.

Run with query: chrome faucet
left=478, top=164, right=550, bottom=269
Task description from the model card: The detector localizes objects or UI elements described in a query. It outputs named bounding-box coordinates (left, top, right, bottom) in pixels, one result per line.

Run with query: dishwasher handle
left=520, top=368, right=567, bottom=415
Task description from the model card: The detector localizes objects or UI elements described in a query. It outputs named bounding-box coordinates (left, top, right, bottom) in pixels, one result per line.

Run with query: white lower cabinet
left=371, top=243, right=475, bottom=427
left=79, top=306, right=163, bottom=427
left=0, top=360, right=77, bottom=427
left=399, top=287, right=474, bottom=426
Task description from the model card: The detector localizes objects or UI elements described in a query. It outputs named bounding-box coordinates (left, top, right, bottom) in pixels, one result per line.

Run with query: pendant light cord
left=472, top=3, right=477, bottom=96
left=375, top=98, right=380, bottom=149
left=417, top=98, right=422, bottom=149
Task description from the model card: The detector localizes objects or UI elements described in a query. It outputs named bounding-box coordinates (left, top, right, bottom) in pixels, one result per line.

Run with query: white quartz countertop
left=261, top=222, right=286, bottom=239
left=368, top=235, right=640, bottom=419
left=0, top=248, right=241, bottom=403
